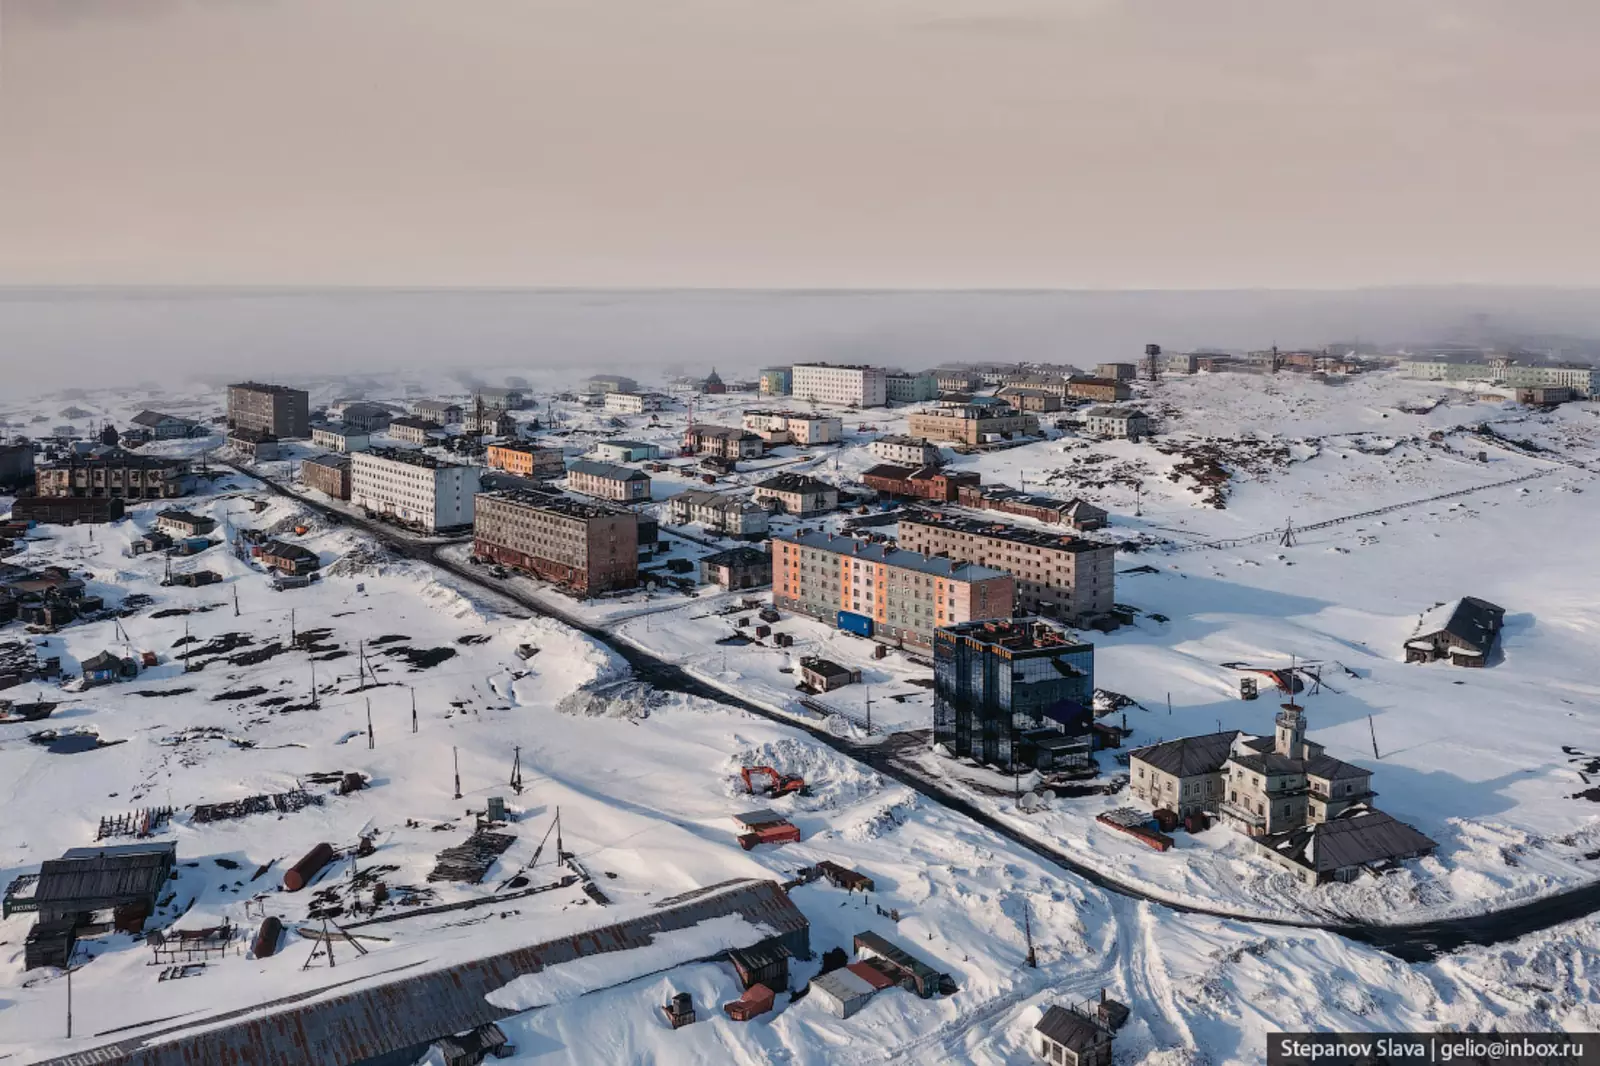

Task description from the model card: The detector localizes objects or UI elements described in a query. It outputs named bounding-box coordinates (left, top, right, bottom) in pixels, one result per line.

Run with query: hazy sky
left=4, top=1, right=1598, bottom=288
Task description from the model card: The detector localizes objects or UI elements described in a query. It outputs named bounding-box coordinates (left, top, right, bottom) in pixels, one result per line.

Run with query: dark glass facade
left=934, top=621, right=1095, bottom=768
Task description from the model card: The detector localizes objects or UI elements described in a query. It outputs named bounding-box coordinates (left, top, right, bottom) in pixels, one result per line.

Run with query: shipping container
left=837, top=611, right=874, bottom=638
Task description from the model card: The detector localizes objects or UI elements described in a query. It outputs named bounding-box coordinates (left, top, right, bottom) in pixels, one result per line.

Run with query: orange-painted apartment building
left=772, top=530, right=1014, bottom=649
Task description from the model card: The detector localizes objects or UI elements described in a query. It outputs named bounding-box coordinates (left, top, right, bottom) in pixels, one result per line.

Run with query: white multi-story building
left=603, top=392, right=661, bottom=414
left=870, top=435, right=942, bottom=466
left=740, top=411, right=844, bottom=446
left=310, top=423, right=371, bottom=454
left=790, top=364, right=887, bottom=408
left=350, top=448, right=482, bottom=532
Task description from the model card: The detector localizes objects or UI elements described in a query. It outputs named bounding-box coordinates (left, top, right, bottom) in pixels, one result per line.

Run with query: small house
left=80, top=650, right=129, bottom=686
left=1405, top=596, right=1504, bottom=667
left=260, top=540, right=321, bottom=575
left=815, top=860, right=875, bottom=893
left=1034, top=1005, right=1114, bottom=1066
left=1256, top=806, right=1438, bottom=887
left=227, top=428, right=281, bottom=462
left=5, top=841, right=177, bottom=925
left=801, top=656, right=861, bottom=693
left=752, top=473, right=838, bottom=517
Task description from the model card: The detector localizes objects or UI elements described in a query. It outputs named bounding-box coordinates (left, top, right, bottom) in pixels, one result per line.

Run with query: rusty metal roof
left=31, top=878, right=807, bottom=1066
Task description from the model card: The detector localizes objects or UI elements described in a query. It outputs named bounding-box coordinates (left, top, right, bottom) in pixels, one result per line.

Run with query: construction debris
left=192, top=788, right=324, bottom=824
left=427, top=829, right=516, bottom=884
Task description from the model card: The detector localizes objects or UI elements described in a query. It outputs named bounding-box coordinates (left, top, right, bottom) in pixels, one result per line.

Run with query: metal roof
left=775, top=530, right=1011, bottom=582
left=900, top=511, right=1109, bottom=553
left=1128, top=731, right=1241, bottom=778
left=37, top=878, right=806, bottom=1066
left=1268, top=808, right=1438, bottom=874
left=1413, top=596, right=1504, bottom=655
left=35, top=842, right=175, bottom=908
left=1036, top=1005, right=1111, bottom=1052
left=566, top=459, right=649, bottom=482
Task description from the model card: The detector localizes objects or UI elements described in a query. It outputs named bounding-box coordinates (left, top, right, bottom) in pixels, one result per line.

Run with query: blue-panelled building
left=934, top=619, right=1095, bottom=771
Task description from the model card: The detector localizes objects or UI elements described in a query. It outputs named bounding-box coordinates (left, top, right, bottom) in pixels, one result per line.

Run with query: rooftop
left=566, top=459, right=650, bottom=482
left=1267, top=806, right=1438, bottom=875
left=1129, top=731, right=1242, bottom=778
left=900, top=510, right=1110, bottom=553
left=873, top=435, right=931, bottom=447
left=228, top=382, right=304, bottom=395
left=479, top=491, right=632, bottom=521
left=938, top=619, right=1091, bottom=654
left=777, top=529, right=1011, bottom=582
left=756, top=472, right=836, bottom=494
left=1414, top=596, right=1505, bottom=655
left=388, top=416, right=443, bottom=432
left=311, top=422, right=366, bottom=436
left=302, top=453, right=352, bottom=472
left=1085, top=406, right=1143, bottom=418
left=358, top=447, right=465, bottom=471
left=689, top=424, right=760, bottom=440
left=702, top=546, right=770, bottom=568
left=1036, top=1006, right=1112, bottom=1053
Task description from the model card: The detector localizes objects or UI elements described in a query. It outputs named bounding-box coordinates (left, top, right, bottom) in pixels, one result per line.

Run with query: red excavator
left=741, top=766, right=806, bottom=798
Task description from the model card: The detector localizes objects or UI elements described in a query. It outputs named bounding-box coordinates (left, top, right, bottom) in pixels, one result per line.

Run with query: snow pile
left=726, top=735, right=885, bottom=812
left=484, top=914, right=772, bottom=1011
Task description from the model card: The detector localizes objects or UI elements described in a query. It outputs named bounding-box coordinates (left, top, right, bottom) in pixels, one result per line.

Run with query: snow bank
left=484, top=914, right=772, bottom=1011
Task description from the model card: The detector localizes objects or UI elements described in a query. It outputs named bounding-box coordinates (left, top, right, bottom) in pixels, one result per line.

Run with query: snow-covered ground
left=6, top=367, right=1600, bottom=1064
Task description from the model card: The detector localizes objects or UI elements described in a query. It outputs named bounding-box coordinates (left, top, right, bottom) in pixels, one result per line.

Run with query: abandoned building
left=5, top=841, right=177, bottom=934
left=699, top=546, right=771, bottom=590
left=1405, top=596, right=1505, bottom=666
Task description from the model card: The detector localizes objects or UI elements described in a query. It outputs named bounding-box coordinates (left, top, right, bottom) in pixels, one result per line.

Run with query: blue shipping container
left=837, top=611, right=874, bottom=637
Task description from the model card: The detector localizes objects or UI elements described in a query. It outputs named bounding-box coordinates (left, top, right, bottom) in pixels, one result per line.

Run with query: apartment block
left=565, top=459, right=651, bottom=502
left=227, top=383, right=310, bottom=439
left=896, top=512, right=1116, bottom=623
left=603, top=392, right=661, bottom=414
left=870, top=435, right=942, bottom=466
left=740, top=411, right=844, bottom=446
left=885, top=372, right=939, bottom=404
left=310, top=424, right=371, bottom=453
left=758, top=368, right=792, bottom=396
left=473, top=492, right=638, bottom=595
left=772, top=531, right=1014, bottom=650
left=684, top=425, right=763, bottom=460
left=906, top=404, right=1039, bottom=445
left=411, top=400, right=464, bottom=424
left=752, top=473, right=838, bottom=517
left=349, top=448, right=482, bottom=532
left=790, top=364, right=887, bottom=408
left=583, top=374, right=639, bottom=395
left=486, top=442, right=566, bottom=480
left=668, top=490, right=769, bottom=538
left=1066, top=377, right=1132, bottom=402
left=1082, top=406, right=1151, bottom=440
left=36, top=451, right=193, bottom=500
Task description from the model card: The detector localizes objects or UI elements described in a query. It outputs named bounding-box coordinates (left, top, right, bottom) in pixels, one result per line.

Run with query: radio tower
left=1144, top=343, right=1162, bottom=383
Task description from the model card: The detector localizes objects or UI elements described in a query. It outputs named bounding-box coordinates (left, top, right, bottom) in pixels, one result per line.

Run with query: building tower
left=1275, top=696, right=1307, bottom=758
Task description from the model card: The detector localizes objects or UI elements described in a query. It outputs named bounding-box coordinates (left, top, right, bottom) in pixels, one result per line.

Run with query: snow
left=5, top=366, right=1600, bottom=1065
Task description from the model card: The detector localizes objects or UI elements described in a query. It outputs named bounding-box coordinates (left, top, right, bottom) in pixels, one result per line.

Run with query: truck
left=837, top=610, right=874, bottom=638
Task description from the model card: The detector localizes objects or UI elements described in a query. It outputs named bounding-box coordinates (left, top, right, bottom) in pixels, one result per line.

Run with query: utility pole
left=1024, top=903, right=1037, bottom=968
left=411, top=688, right=418, bottom=733
left=182, top=617, right=191, bottom=672
left=66, top=956, right=74, bottom=1038
left=290, top=608, right=296, bottom=646
left=366, top=698, right=374, bottom=750
left=453, top=746, right=462, bottom=800
left=510, top=745, right=524, bottom=795
left=310, top=659, right=319, bottom=709
left=1279, top=517, right=1296, bottom=548
left=1135, top=481, right=1143, bottom=517
left=357, top=640, right=365, bottom=688
left=864, top=687, right=874, bottom=735
left=1368, top=714, right=1381, bottom=760
left=233, top=585, right=240, bottom=617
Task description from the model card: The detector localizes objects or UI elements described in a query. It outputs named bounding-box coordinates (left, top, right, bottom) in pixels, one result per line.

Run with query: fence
left=1163, top=468, right=1556, bottom=553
